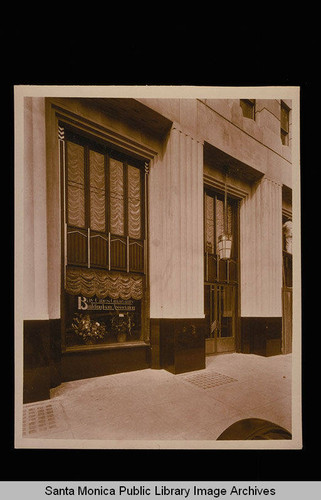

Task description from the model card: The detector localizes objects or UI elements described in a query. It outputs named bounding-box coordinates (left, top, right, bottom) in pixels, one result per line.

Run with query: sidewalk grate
left=22, top=401, right=67, bottom=437
left=180, top=371, right=237, bottom=389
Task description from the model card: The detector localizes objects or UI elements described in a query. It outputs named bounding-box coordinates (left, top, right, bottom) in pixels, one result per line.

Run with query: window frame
left=280, top=100, right=290, bottom=146
left=240, top=99, right=256, bottom=120
left=65, top=128, right=145, bottom=239
left=64, top=126, right=146, bottom=274
left=204, top=187, right=239, bottom=285
left=204, top=189, right=238, bottom=259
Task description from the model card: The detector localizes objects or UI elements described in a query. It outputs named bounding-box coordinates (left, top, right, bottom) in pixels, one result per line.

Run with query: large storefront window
left=61, top=127, right=146, bottom=348
left=65, top=293, right=142, bottom=347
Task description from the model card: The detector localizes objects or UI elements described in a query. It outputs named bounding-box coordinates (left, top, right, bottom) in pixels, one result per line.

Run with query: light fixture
left=218, top=167, right=232, bottom=260
left=218, top=234, right=232, bottom=260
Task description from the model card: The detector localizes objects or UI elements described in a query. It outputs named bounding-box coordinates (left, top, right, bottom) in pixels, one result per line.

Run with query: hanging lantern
left=218, top=166, right=232, bottom=260
left=218, top=233, right=233, bottom=260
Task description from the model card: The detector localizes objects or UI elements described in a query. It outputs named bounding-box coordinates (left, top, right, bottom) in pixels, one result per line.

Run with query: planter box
left=241, top=317, right=282, bottom=357
left=160, top=319, right=206, bottom=374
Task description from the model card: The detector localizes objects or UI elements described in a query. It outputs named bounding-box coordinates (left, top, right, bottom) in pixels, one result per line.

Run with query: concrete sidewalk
left=21, top=353, right=292, bottom=445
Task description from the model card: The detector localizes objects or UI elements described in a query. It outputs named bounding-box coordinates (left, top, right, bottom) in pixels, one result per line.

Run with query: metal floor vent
left=23, top=401, right=67, bottom=437
left=181, top=371, right=237, bottom=389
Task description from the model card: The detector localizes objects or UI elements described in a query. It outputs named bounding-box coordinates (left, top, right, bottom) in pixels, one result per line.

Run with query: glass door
left=205, top=283, right=236, bottom=354
left=204, top=188, right=239, bottom=355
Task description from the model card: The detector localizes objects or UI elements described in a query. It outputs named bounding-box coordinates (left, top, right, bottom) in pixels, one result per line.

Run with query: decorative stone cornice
left=53, top=103, right=159, bottom=161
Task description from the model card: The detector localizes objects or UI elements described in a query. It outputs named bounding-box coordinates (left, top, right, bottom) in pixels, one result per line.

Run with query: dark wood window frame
left=240, top=99, right=256, bottom=120
left=64, top=126, right=146, bottom=274
left=280, top=100, right=290, bottom=146
left=59, top=124, right=149, bottom=350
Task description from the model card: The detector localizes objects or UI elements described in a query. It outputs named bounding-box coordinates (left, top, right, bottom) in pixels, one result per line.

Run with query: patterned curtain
left=128, top=165, right=141, bottom=239
left=205, top=194, right=214, bottom=254
left=227, top=204, right=232, bottom=235
left=66, top=268, right=143, bottom=300
left=216, top=198, right=233, bottom=246
left=67, top=141, right=85, bottom=227
left=89, top=150, right=105, bottom=232
left=215, top=198, right=224, bottom=246
left=109, top=158, right=124, bottom=235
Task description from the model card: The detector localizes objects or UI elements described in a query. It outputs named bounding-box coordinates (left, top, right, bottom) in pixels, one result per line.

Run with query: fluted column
left=240, top=176, right=283, bottom=317
left=23, top=97, right=49, bottom=320
left=149, top=125, right=204, bottom=318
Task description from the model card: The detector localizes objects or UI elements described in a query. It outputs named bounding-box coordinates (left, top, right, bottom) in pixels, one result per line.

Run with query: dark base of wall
left=23, top=319, right=151, bottom=403
left=23, top=367, right=50, bottom=404
left=23, top=319, right=62, bottom=403
left=61, top=344, right=150, bottom=382
left=150, top=319, right=161, bottom=369
left=23, top=316, right=282, bottom=403
left=151, top=318, right=206, bottom=374
left=240, top=317, right=282, bottom=357
left=49, top=319, right=62, bottom=388
left=23, top=320, right=51, bottom=403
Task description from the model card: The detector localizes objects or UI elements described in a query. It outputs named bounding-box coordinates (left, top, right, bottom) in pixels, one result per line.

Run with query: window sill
left=63, top=340, right=149, bottom=354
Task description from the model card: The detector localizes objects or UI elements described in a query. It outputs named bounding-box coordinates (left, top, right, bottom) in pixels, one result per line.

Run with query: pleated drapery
left=67, top=141, right=85, bottom=228
left=109, top=158, right=124, bottom=235
left=205, top=194, right=214, bottom=253
left=128, top=164, right=142, bottom=239
left=64, top=134, right=145, bottom=300
left=66, top=267, right=143, bottom=300
left=89, top=150, right=106, bottom=232
left=66, top=138, right=143, bottom=241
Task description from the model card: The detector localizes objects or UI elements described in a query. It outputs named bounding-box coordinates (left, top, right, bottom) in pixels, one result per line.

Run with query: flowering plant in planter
left=71, top=313, right=107, bottom=344
left=111, top=312, right=135, bottom=342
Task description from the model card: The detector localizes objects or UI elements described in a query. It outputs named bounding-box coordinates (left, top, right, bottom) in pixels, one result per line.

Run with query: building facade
left=21, top=94, right=294, bottom=403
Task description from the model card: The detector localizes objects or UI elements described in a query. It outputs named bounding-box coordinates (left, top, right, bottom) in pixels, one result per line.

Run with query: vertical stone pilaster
left=23, top=97, right=51, bottom=401
left=24, top=97, right=49, bottom=320
left=240, top=176, right=283, bottom=317
left=149, top=125, right=204, bottom=319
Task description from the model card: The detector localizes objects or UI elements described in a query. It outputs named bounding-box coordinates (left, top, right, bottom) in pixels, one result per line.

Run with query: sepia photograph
left=14, top=85, right=301, bottom=449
